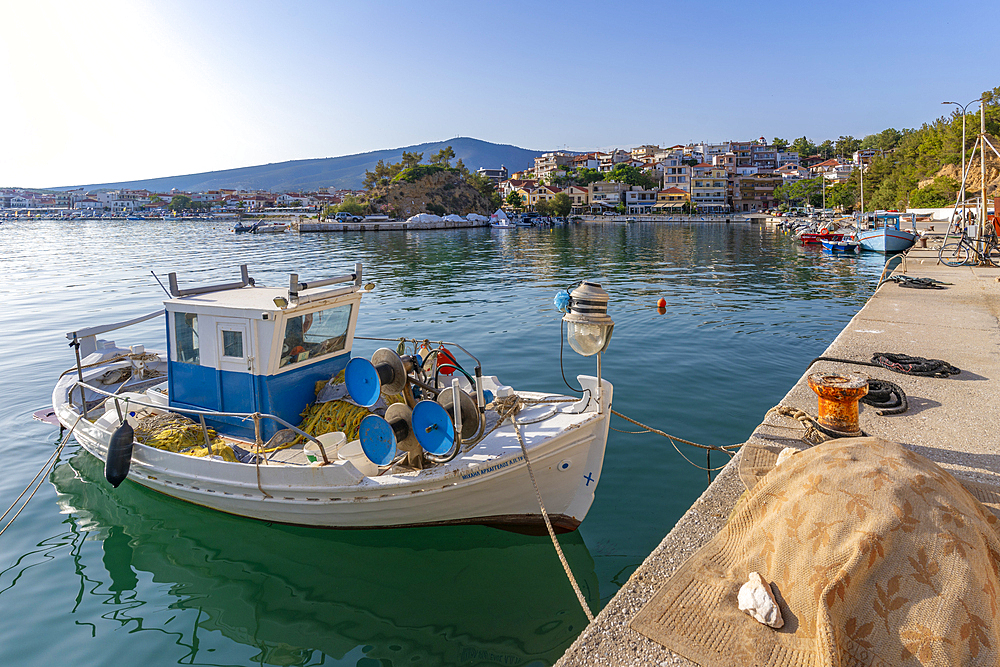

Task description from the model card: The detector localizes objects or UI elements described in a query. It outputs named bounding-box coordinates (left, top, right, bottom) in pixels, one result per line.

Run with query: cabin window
left=280, top=303, right=352, bottom=368
left=174, top=312, right=200, bottom=365
left=222, top=329, right=244, bottom=358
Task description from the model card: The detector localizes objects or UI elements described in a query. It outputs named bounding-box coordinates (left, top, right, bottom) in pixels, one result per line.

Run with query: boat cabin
left=859, top=211, right=916, bottom=232
left=164, top=266, right=363, bottom=441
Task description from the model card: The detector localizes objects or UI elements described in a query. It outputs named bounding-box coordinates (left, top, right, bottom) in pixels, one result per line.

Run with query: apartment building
left=589, top=180, right=627, bottom=209
left=476, top=166, right=509, bottom=184
left=597, top=150, right=631, bottom=172
left=623, top=186, right=659, bottom=214
left=732, top=172, right=782, bottom=212
left=690, top=164, right=728, bottom=212
left=660, top=156, right=689, bottom=191
left=533, top=152, right=574, bottom=179
left=654, top=187, right=689, bottom=212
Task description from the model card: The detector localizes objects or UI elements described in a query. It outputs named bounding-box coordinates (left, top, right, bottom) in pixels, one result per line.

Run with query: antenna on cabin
left=150, top=271, right=171, bottom=297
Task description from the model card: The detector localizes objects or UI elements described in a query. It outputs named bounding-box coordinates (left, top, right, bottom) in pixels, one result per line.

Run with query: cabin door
left=216, top=319, right=256, bottom=413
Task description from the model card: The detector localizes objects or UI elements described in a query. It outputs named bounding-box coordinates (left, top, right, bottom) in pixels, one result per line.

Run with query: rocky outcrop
left=923, top=149, right=1000, bottom=197
left=369, top=171, right=491, bottom=218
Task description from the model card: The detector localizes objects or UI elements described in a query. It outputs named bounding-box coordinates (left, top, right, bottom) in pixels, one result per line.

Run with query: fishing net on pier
left=632, top=437, right=1000, bottom=666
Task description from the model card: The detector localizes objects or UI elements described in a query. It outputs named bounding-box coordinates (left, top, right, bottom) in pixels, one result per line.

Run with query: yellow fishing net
left=134, top=412, right=237, bottom=462
left=631, top=437, right=1000, bottom=666
left=296, top=369, right=406, bottom=443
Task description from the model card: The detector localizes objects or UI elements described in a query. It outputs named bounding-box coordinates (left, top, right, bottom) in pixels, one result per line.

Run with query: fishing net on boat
left=295, top=369, right=406, bottom=443
left=631, top=437, right=1000, bottom=666
left=134, top=412, right=238, bottom=462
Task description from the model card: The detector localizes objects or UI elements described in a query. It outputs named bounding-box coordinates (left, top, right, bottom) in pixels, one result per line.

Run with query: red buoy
left=657, top=298, right=666, bottom=308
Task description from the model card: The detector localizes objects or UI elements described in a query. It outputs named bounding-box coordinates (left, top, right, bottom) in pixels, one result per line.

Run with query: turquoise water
left=0, top=220, right=885, bottom=666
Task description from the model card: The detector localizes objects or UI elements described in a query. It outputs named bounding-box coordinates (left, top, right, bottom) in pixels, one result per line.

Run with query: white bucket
left=304, top=431, right=347, bottom=464
left=338, top=439, right=378, bottom=477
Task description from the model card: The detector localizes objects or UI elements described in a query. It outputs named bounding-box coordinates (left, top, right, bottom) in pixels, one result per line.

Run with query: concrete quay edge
left=297, top=219, right=489, bottom=232
left=557, top=243, right=1000, bottom=666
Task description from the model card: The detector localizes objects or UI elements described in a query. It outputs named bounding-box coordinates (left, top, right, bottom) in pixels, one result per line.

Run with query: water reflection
left=48, top=447, right=597, bottom=666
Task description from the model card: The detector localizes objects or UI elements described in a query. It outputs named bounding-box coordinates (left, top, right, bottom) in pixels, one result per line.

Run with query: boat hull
left=54, top=378, right=611, bottom=534
left=799, top=232, right=844, bottom=245
left=821, top=240, right=859, bottom=253
left=858, top=228, right=917, bottom=253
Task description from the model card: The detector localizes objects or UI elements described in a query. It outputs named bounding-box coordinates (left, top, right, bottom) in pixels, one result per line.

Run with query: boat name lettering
left=461, top=455, right=525, bottom=480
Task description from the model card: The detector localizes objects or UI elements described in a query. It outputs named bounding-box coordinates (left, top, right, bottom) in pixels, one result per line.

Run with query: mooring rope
left=494, top=394, right=594, bottom=622
left=609, top=409, right=738, bottom=473
left=809, top=353, right=960, bottom=378
left=0, top=414, right=84, bottom=538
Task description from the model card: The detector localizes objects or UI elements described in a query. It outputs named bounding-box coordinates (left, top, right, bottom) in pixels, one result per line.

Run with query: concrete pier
left=557, top=243, right=1000, bottom=666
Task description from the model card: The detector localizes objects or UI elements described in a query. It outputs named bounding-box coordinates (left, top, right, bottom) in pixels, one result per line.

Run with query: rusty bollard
left=807, top=372, right=868, bottom=437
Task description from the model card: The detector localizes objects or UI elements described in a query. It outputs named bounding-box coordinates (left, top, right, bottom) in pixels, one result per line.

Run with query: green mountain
left=54, top=137, right=543, bottom=193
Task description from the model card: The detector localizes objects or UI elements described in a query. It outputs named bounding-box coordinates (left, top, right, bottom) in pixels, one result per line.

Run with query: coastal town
left=0, top=138, right=878, bottom=219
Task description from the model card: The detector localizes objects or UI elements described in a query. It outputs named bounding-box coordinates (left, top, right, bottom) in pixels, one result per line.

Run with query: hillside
left=52, top=137, right=543, bottom=193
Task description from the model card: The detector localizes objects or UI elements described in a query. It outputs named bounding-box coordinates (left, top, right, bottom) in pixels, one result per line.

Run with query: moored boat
left=254, top=221, right=289, bottom=233
left=50, top=265, right=613, bottom=532
left=857, top=212, right=918, bottom=253
left=489, top=209, right=513, bottom=228
left=798, top=229, right=845, bottom=245
left=821, top=235, right=860, bottom=253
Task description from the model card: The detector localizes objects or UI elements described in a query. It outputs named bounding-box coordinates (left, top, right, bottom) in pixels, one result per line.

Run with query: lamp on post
left=942, top=97, right=983, bottom=227
left=561, top=281, right=614, bottom=413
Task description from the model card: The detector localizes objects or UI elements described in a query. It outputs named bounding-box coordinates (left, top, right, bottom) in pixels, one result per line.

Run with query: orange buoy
left=656, top=298, right=666, bottom=308
left=657, top=307, right=666, bottom=315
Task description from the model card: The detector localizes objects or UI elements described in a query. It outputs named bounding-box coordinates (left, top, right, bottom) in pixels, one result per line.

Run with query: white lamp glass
left=567, top=321, right=613, bottom=357
left=562, top=281, right=613, bottom=357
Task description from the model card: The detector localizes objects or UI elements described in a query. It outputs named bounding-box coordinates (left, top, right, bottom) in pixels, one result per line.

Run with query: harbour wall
left=557, top=243, right=1000, bottom=665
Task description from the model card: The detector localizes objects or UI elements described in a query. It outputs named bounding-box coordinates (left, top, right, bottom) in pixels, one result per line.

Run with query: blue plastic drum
left=411, top=400, right=455, bottom=456
left=345, top=357, right=381, bottom=407
left=358, top=414, right=397, bottom=466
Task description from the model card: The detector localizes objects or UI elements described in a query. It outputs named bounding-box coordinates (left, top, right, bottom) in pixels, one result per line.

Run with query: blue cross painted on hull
left=584, top=472, right=594, bottom=486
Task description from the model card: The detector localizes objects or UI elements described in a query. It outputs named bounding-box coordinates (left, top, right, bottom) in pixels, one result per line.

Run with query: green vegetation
left=505, top=191, right=524, bottom=211
left=547, top=167, right=603, bottom=187
left=393, top=164, right=454, bottom=183
left=466, top=171, right=503, bottom=210
left=168, top=195, right=211, bottom=212
left=604, top=163, right=659, bottom=190
left=549, top=192, right=572, bottom=217
left=322, top=195, right=367, bottom=219
left=855, top=86, right=999, bottom=211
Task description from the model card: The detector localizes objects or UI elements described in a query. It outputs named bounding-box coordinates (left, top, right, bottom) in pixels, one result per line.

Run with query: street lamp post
left=942, top=98, right=983, bottom=226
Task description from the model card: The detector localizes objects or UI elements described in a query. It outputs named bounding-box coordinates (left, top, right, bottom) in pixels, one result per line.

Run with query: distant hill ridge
left=53, top=137, right=544, bottom=193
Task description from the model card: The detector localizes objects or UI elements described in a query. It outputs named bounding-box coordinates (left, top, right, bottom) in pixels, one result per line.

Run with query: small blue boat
left=857, top=212, right=918, bottom=253
left=821, top=236, right=859, bottom=253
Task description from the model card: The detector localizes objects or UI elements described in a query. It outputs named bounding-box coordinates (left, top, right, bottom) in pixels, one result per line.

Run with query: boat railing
left=68, top=379, right=336, bottom=464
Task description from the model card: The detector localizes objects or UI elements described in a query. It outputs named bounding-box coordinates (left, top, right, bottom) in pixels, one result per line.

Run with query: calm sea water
left=0, top=219, right=885, bottom=666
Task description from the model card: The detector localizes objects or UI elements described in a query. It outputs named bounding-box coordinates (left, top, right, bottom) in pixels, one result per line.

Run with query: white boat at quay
left=50, top=265, right=614, bottom=533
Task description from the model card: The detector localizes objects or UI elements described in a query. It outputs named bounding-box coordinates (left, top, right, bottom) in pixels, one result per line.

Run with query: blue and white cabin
left=164, top=265, right=363, bottom=442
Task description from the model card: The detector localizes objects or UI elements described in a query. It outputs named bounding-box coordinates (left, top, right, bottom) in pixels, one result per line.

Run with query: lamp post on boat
left=561, top=281, right=614, bottom=413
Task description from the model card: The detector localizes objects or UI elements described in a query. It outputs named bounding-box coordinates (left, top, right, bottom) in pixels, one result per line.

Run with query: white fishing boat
left=254, top=221, right=289, bottom=233
left=489, top=209, right=513, bottom=228
left=50, top=265, right=614, bottom=532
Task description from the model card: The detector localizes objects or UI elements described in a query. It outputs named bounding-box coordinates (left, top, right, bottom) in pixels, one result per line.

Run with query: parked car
left=334, top=212, right=363, bottom=222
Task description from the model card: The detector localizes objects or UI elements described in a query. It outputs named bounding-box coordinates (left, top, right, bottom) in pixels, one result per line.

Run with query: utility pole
left=980, top=98, right=987, bottom=243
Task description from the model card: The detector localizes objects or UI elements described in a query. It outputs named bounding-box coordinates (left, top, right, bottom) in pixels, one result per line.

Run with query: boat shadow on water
left=45, top=446, right=598, bottom=666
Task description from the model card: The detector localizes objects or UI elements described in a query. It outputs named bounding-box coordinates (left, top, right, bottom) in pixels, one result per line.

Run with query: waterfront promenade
left=557, top=244, right=1000, bottom=665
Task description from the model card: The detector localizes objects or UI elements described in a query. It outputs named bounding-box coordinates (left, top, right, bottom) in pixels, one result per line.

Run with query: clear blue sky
left=2, top=0, right=997, bottom=188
